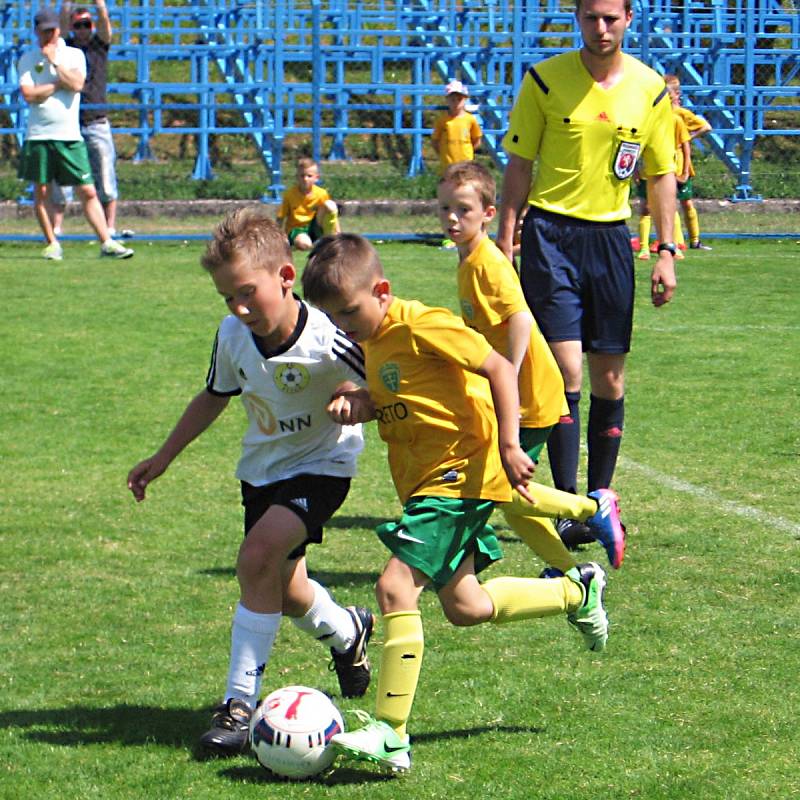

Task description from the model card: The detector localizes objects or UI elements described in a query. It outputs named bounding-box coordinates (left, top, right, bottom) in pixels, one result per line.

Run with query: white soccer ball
left=250, top=685, right=344, bottom=779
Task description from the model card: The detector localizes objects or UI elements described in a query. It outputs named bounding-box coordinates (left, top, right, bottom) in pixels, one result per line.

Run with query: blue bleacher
left=1, top=0, right=798, bottom=200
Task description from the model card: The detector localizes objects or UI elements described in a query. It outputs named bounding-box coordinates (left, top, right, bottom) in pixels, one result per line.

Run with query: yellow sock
left=374, top=611, right=424, bottom=738
left=674, top=210, right=685, bottom=247
left=502, top=505, right=577, bottom=573
left=504, top=485, right=597, bottom=523
left=322, top=211, right=339, bottom=235
left=685, top=205, right=700, bottom=243
left=638, top=214, right=651, bottom=248
left=483, top=575, right=582, bottom=623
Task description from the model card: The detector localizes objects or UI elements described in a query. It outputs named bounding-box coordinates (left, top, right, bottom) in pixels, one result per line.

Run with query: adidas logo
left=290, top=497, right=309, bottom=512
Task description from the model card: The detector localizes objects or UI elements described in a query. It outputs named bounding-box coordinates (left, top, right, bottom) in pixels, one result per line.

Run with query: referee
left=497, top=0, right=677, bottom=547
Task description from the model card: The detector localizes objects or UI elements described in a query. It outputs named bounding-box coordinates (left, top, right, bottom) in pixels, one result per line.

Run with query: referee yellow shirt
left=503, top=50, right=675, bottom=222
left=364, top=297, right=511, bottom=505
left=457, top=236, right=565, bottom=429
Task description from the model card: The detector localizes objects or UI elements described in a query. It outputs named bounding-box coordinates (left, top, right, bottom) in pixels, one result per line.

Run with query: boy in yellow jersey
left=438, top=161, right=625, bottom=571
left=498, top=0, right=677, bottom=549
left=666, top=74, right=713, bottom=251
left=636, top=111, right=691, bottom=260
left=431, top=80, right=482, bottom=175
left=277, top=157, right=340, bottom=251
left=302, top=234, right=612, bottom=774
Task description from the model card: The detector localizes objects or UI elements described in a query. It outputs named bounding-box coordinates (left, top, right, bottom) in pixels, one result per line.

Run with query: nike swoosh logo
left=384, top=743, right=408, bottom=753
left=395, top=531, right=425, bottom=543
left=386, top=692, right=409, bottom=697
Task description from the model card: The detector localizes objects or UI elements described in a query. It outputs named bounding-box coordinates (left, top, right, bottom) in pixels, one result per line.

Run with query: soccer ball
left=250, top=685, right=344, bottom=779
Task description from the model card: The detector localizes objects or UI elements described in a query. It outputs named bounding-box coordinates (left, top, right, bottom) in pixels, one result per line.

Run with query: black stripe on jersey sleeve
left=652, top=86, right=668, bottom=107
left=333, top=332, right=366, bottom=381
left=205, top=328, right=242, bottom=396
left=205, top=329, right=220, bottom=388
left=528, top=66, right=549, bottom=95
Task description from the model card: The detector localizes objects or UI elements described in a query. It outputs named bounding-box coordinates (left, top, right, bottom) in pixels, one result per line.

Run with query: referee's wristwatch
left=657, top=242, right=677, bottom=256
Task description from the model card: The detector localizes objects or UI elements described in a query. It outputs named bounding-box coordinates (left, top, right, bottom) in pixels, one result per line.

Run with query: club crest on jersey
left=379, top=362, right=400, bottom=393
left=613, top=140, right=640, bottom=180
left=274, top=363, right=310, bottom=393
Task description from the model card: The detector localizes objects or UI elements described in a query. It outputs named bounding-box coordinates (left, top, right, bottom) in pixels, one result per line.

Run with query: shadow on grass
left=0, top=705, right=210, bottom=750
left=221, top=762, right=394, bottom=785
left=197, top=567, right=381, bottom=588
left=0, top=707, right=541, bottom=783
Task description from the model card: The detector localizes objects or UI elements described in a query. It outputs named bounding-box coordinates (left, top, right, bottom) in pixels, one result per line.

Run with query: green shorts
left=520, top=425, right=553, bottom=462
left=288, top=217, right=323, bottom=245
left=677, top=176, right=694, bottom=201
left=376, top=496, right=502, bottom=591
left=18, top=140, right=93, bottom=186
left=635, top=178, right=648, bottom=200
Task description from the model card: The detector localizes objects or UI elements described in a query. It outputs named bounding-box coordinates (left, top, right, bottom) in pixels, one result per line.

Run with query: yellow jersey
left=673, top=112, right=693, bottom=177
left=457, top=236, right=566, bottom=429
left=278, top=185, right=331, bottom=231
left=432, top=111, right=482, bottom=173
left=363, top=297, right=511, bottom=504
left=502, top=50, right=675, bottom=222
left=673, top=105, right=710, bottom=136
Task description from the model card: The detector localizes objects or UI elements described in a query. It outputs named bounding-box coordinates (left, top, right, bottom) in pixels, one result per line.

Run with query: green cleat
left=332, top=712, right=411, bottom=773
left=566, top=562, right=608, bottom=652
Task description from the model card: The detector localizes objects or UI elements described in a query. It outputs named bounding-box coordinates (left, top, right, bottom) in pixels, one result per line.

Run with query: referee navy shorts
left=520, top=207, right=634, bottom=354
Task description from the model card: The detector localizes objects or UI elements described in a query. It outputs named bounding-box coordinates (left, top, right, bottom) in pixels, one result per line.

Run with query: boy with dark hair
left=302, top=233, right=611, bottom=774
left=127, top=208, right=372, bottom=758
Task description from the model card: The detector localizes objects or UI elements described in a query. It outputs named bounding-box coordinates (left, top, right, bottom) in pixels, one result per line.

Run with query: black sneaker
left=329, top=606, right=374, bottom=698
left=556, top=518, right=594, bottom=550
left=198, top=698, right=252, bottom=758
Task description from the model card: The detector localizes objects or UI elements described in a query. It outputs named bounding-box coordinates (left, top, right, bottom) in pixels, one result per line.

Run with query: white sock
left=224, top=603, right=281, bottom=708
left=290, top=579, right=356, bottom=654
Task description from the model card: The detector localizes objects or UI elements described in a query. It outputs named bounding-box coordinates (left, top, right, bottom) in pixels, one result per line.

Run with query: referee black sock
left=546, top=390, right=581, bottom=495
left=587, top=394, right=624, bottom=491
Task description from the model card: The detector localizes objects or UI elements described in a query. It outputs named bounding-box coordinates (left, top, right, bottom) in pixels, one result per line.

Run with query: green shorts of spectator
left=17, top=140, right=93, bottom=186
left=520, top=425, right=553, bottom=462
left=677, top=176, right=694, bottom=201
left=288, top=217, right=323, bottom=245
left=376, top=495, right=502, bottom=591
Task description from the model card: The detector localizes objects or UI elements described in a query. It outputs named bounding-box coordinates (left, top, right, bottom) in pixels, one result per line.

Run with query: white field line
left=622, top=458, right=800, bottom=536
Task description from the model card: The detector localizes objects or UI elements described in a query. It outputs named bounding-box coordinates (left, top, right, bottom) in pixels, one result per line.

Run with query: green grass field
left=1, top=238, right=798, bottom=799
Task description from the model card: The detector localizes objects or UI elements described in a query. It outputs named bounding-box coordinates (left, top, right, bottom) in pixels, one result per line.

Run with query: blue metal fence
left=1, top=0, right=798, bottom=200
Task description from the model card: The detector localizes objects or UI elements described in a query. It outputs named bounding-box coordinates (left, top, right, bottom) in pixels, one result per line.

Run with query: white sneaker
left=100, top=239, right=134, bottom=259
left=42, top=242, right=63, bottom=261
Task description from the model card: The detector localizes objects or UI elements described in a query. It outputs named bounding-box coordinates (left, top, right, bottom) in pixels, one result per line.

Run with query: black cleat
left=198, top=698, right=252, bottom=758
left=556, top=518, right=594, bottom=550
left=329, top=606, right=374, bottom=698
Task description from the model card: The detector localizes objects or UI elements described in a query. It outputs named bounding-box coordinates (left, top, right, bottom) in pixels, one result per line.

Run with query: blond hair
left=302, top=233, right=383, bottom=304
left=440, top=161, right=496, bottom=209
left=201, top=206, right=291, bottom=273
left=664, top=74, right=680, bottom=89
left=296, top=157, right=319, bottom=173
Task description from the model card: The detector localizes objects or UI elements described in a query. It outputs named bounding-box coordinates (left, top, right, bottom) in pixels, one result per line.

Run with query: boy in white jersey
left=127, top=208, right=373, bottom=758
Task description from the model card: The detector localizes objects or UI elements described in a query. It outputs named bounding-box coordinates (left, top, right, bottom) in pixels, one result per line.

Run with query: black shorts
left=520, top=207, right=634, bottom=354
left=241, top=474, right=351, bottom=560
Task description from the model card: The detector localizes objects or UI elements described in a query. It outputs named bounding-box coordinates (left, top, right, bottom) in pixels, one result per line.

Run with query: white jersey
left=18, top=39, right=86, bottom=140
left=206, top=299, right=365, bottom=487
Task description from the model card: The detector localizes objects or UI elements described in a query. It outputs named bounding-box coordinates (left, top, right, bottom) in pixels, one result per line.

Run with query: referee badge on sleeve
left=613, top=141, right=641, bottom=180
